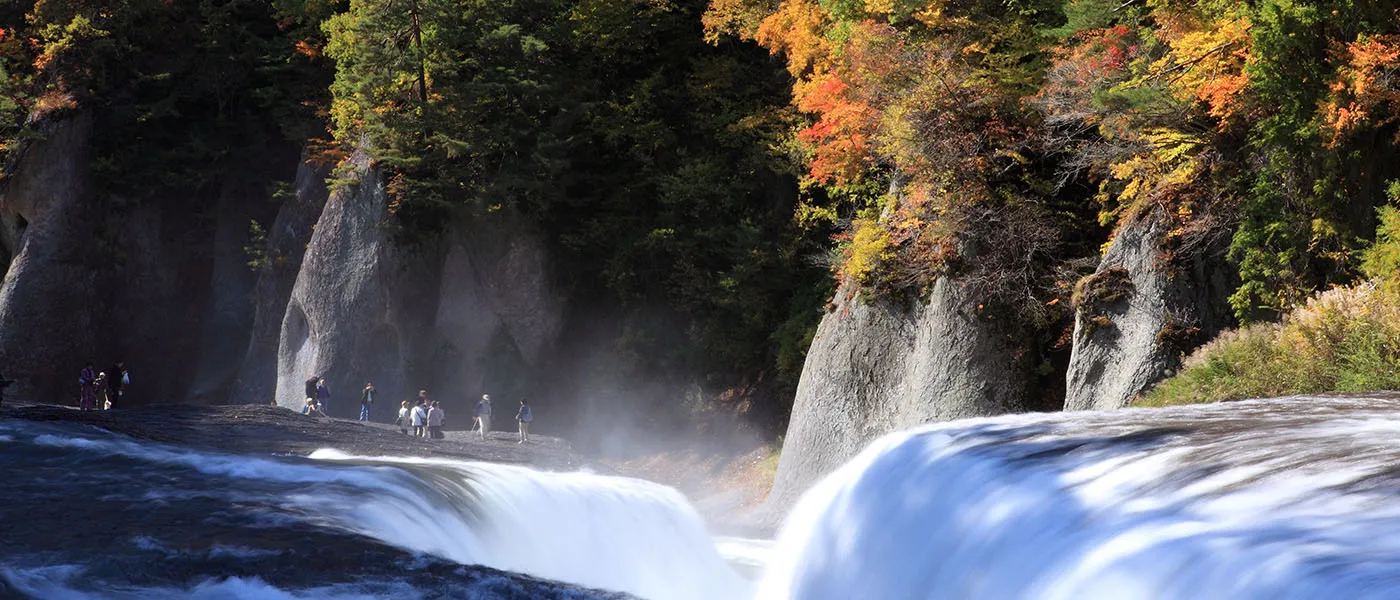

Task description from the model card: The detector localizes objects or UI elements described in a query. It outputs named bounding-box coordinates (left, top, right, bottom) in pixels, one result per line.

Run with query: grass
left=1136, top=281, right=1400, bottom=407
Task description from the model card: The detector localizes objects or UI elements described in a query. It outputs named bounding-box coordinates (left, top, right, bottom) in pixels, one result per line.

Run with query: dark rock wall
left=0, top=115, right=293, bottom=405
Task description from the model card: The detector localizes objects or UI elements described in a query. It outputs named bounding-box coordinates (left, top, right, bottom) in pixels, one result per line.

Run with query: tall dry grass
left=1137, top=282, right=1400, bottom=407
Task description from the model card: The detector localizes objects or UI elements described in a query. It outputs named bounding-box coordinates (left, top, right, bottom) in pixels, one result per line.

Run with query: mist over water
left=759, top=395, right=1400, bottom=599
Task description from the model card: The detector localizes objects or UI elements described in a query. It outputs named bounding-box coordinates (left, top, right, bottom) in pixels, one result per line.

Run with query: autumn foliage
left=708, top=0, right=1400, bottom=325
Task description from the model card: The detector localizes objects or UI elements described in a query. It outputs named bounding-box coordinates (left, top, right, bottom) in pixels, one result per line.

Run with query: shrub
left=1137, top=282, right=1400, bottom=407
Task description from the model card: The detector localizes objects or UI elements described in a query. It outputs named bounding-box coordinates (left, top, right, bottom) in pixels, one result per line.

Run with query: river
left=4, top=395, right=1400, bottom=598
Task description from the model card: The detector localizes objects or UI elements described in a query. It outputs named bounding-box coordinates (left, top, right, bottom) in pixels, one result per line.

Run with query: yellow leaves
left=1152, top=16, right=1253, bottom=123
left=862, top=0, right=895, bottom=15
left=755, top=0, right=833, bottom=77
left=1101, top=127, right=1205, bottom=221
left=841, top=216, right=895, bottom=284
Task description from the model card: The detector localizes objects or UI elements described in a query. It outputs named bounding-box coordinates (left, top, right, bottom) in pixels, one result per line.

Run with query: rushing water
left=9, top=395, right=1400, bottom=599
left=0, top=419, right=745, bottom=600
left=758, top=395, right=1400, bottom=599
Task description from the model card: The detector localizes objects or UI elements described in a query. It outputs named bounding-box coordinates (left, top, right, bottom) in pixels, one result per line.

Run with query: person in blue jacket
left=516, top=398, right=533, bottom=444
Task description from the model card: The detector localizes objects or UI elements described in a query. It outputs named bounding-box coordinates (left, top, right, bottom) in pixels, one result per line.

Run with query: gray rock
left=274, top=151, right=414, bottom=413
left=764, top=277, right=1033, bottom=513
left=0, top=115, right=98, bottom=404
left=229, top=156, right=329, bottom=404
left=1063, top=209, right=1233, bottom=411
left=272, top=153, right=562, bottom=418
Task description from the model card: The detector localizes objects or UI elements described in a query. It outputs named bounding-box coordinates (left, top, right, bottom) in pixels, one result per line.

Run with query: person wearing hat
left=474, top=394, right=492, bottom=440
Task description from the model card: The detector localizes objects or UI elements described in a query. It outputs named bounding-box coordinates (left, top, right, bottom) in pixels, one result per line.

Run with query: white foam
left=307, top=449, right=749, bottom=600
left=758, top=396, right=1400, bottom=600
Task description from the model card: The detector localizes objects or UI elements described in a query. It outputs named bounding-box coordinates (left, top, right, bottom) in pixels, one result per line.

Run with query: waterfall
left=305, top=450, right=749, bottom=600
left=757, top=395, right=1400, bottom=599
left=0, top=420, right=746, bottom=600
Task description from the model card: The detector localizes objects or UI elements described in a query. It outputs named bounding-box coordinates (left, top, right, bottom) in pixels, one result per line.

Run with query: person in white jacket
left=427, top=401, right=445, bottom=439
left=411, top=400, right=428, bottom=437
left=474, top=394, right=492, bottom=440
left=395, top=400, right=411, bottom=435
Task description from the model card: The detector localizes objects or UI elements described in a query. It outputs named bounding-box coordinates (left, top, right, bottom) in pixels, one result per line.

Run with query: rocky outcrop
left=763, top=277, right=1034, bottom=512
left=0, top=116, right=98, bottom=403
left=229, top=158, right=330, bottom=404
left=1063, top=209, right=1233, bottom=411
left=273, top=154, right=563, bottom=417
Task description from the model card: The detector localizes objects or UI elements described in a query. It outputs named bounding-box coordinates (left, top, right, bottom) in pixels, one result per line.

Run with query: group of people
left=77, top=361, right=129, bottom=411
left=301, top=376, right=332, bottom=417
left=396, top=390, right=446, bottom=438
left=300, top=375, right=535, bottom=444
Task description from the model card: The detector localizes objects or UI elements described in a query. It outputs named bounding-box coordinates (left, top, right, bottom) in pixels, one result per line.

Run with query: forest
left=1, top=0, right=1398, bottom=424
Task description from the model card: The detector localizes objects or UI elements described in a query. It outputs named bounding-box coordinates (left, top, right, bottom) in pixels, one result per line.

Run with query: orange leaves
left=294, top=39, right=321, bottom=58
left=795, top=73, right=877, bottom=184
left=1323, top=35, right=1400, bottom=147
left=1157, top=16, right=1253, bottom=124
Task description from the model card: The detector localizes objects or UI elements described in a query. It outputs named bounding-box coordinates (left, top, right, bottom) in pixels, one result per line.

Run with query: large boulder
left=764, top=277, right=1034, bottom=513
left=1063, top=209, right=1233, bottom=410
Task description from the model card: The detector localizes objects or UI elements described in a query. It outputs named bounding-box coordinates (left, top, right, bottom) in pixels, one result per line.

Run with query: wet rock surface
left=2, top=401, right=594, bottom=470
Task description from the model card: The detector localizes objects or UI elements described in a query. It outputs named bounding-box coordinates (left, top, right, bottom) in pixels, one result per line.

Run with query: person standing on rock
left=474, top=394, right=492, bottom=441
left=78, top=362, right=97, bottom=411
left=107, top=361, right=128, bottom=408
left=411, top=397, right=428, bottom=437
left=359, top=381, right=376, bottom=422
left=516, top=398, right=532, bottom=444
left=427, top=401, right=445, bottom=439
left=396, top=400, right=411, bottom=435
left=94, top=373, right=109, bottom=410
left=316, top=378, right=331, bottom=415
left=304, top=376, right=318, bottom=405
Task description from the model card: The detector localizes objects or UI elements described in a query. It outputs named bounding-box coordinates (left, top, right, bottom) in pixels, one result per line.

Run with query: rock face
left=1063, top=210, right=1233, bottom=411
left=0, top=116, right=98, bottom=404
left=0, top=114, right=296, bottom=406
left=229, top=158, right=330, bottom=404
left=764, top=277, right=1034, bottom=512
left=273, top=154, right=562, bottom=418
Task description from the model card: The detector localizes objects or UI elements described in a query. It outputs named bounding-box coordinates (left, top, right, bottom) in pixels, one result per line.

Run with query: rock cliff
left=764, top=277, right=1034, bottom=513
left=229, top=158, right=330, bottom=404
left=1063, top=209, right=1233, bottom=410
left=0, top=114, right=296, bottom=405
left=272, top=153, right=563, bottom=418
left=0, top=116, right=98, bottom=403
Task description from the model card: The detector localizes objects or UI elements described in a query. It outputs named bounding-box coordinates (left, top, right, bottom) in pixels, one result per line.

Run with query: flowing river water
left=5, top=395, right=1400, bottom=598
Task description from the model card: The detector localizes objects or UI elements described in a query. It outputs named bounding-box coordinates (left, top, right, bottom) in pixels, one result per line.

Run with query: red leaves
left=795, top=75, right=876, bottom=184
